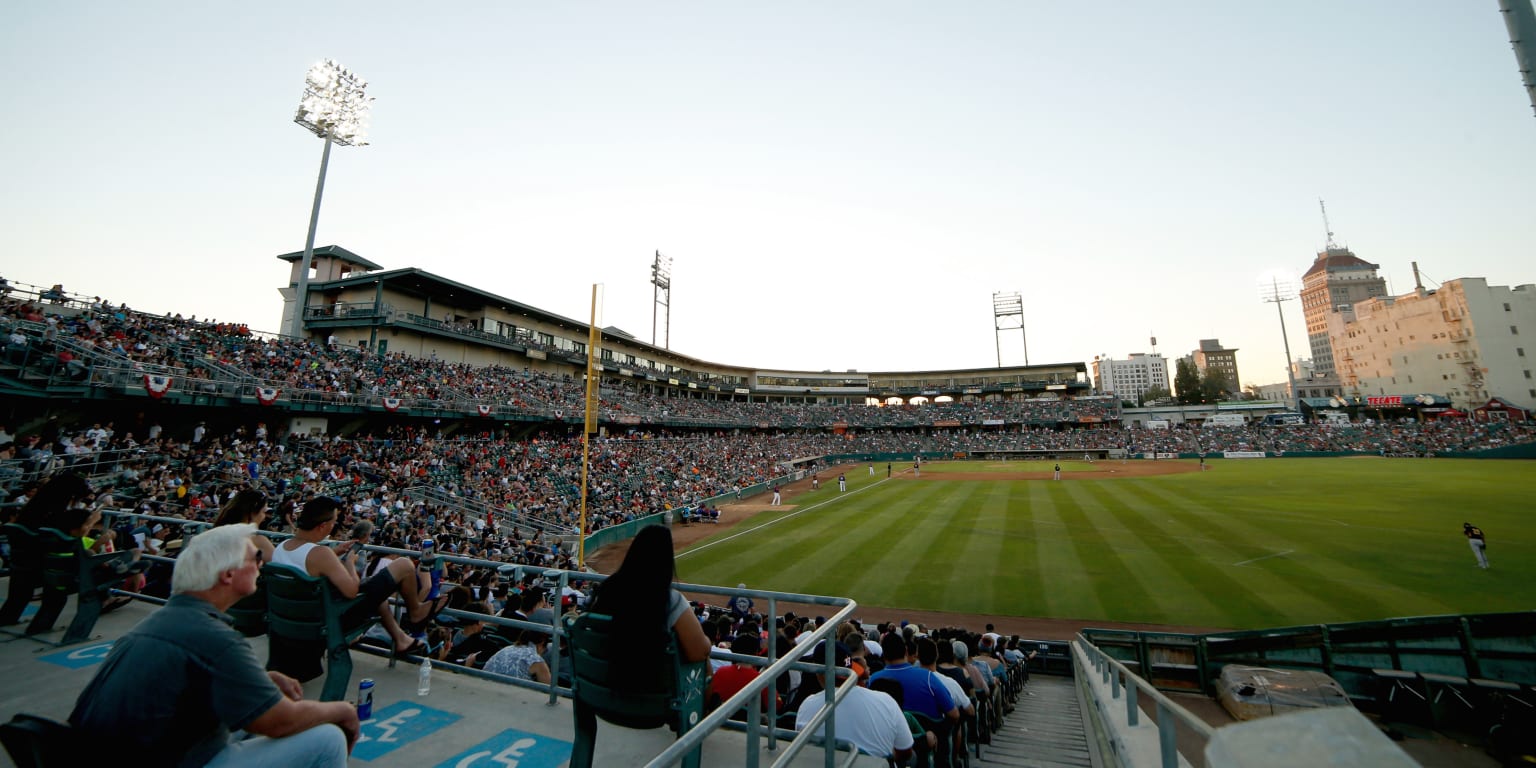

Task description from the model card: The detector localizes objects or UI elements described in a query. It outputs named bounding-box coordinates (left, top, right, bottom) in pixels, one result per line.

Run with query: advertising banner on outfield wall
left=1223, top=451, right=1266, bottom=459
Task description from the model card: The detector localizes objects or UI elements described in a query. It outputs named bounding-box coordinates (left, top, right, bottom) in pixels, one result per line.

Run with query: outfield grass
left=676, top=458, right=1536, bottom=630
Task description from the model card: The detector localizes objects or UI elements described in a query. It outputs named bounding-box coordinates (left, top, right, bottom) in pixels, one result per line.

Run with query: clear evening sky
left=2, top=2, right=1532, bottom=388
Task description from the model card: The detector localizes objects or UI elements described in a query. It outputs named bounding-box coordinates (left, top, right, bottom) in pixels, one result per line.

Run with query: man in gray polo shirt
left=70, top=524, right=357, bottom=768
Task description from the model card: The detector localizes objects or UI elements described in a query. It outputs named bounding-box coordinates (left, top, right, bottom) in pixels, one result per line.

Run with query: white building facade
left=1092, top=353, right=1170, bottom=403
left=1335, top=278, right=1536, bottom=410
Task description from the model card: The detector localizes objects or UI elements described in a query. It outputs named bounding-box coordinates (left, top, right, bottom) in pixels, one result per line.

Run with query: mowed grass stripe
left=1077, top=481, right=1230, bottom=625
left=1028, top=480, right=1107, bottom=620
left=677, top=459, right=1536, bottom=628
left=840, top=482, right=961, bottom=606
left=1099, top=479, right=1310, bottom=626
left=891, top=481, right=986, bottom=609
left=1059, top=481, right=1161, bottom=622
left=679, top=481, right=910, bottom=591
left=945, top=481, right=1012, bottom=613
left=1130, top=480, right=1440, bottom=623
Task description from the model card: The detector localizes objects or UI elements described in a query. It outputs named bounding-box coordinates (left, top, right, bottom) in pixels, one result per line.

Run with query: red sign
left=1367, top=396, right=1402, bottom=407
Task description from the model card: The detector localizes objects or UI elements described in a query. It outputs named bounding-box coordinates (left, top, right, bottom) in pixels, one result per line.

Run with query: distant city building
left=1190, top=339, right=1240, bottom=394
left=1092, top=353, right=1169, bottom=403
left=1245, top=381, right=1292, bottom=402
left=1247, top=358, right=1344, bottom=402
left=1335, top=277, right=1536, bottom=410
left=1291, top=356, right=1345, bottom=399
left=1301, top=246, right=1387, bottom=378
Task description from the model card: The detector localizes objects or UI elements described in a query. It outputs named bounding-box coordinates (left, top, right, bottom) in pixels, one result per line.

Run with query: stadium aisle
left=976, top=675, right=1092, bottom=768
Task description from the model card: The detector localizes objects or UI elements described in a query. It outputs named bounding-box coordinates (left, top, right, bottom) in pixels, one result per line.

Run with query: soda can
left=357, top=678, right=375, bottom=720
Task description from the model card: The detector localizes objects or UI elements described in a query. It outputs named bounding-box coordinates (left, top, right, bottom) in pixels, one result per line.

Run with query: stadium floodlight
left=1259, top=274, right=1300, bottom=411
left=287, top=59, right=373, bottom=339
left=992, top=291, right=1027, bottom=367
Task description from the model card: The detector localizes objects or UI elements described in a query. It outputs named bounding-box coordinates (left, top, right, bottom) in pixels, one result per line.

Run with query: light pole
left=1259, top=275, right=1300, bottom=411
left=287, top=59, right=372, bottom=339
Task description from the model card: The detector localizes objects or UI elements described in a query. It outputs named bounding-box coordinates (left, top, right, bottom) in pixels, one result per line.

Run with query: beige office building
left=1300, top=246, right=1387, bottom=378
left=1335, top=278, right=1536, bottom=410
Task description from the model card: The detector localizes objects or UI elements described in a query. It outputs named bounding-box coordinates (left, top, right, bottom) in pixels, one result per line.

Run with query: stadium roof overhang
left=276, top=244, right=384, bottom=271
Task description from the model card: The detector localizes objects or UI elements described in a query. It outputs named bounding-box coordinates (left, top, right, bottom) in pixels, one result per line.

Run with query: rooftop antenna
left=1319, top=198, right=1337, bottom=249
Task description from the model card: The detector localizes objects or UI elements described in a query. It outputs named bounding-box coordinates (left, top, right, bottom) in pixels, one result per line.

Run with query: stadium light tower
left=1259, top=275, right=1300, bottom=410
left=992, top=291, right=1027, bottom=367
left=650, top=250, right=672, bottom=349
left=287, top=59, right=372, bottom=339
left=1500, top=0, right=1536, bottom=121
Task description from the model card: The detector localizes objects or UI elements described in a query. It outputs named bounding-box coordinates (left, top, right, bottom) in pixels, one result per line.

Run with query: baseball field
left=672, top=458, right=1536, bottom=632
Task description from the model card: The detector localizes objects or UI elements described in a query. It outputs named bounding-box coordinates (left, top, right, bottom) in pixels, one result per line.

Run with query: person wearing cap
left=69, top=523, right=356, bottom=768
left=707, top=632, right=777, bottom=719
left=268, top=497, right=442, bottom=656
left=1464, top=523, right=1489, bottom=569
left=729, top=585, right=753, bottom=620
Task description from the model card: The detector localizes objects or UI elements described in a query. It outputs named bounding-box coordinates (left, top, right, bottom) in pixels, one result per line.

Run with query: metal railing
left=1075, top=633, right=1214, bottom=768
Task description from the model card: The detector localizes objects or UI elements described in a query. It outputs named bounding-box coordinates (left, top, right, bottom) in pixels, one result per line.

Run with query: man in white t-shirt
left=794, top=645, right=913, bottom=762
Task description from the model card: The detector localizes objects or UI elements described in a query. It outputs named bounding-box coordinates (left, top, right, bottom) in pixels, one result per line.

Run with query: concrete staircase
left=976, top=674, right=1096, bottom=768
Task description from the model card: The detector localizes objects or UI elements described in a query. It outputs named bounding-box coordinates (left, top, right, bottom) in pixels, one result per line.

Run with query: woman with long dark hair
left=588, top=525, right=711, bottom=677
left=211, top=488, right=275, bottom=561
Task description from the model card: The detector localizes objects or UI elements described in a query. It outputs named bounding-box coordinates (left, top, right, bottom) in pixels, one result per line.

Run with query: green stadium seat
left=563, top=611, right=707, bottom=768
left=27, top=527, right=147, bottom=646
left=261, top=564, right=380, bottom=702
left=1373, top=668, right=1432, bottom=726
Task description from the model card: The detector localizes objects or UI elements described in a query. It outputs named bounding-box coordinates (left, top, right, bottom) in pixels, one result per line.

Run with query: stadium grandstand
left=3, top=263, right=1536, bottom=768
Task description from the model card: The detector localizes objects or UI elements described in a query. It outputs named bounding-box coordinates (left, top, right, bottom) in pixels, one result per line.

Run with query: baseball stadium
left=1, top=244, right=1533, bottom=768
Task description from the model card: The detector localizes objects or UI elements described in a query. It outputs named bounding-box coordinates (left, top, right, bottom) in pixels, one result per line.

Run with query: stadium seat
left=0, top=713, right=79, bottom=768
left=909, top=711, right=953, bottom=768
left=1419, top=672, right=1477, bottom=732
left=564, top=611, right=707, bottom=768
left=226, top=580, right=268, bottom=638
left=26, top=527, right=146, bottom=645
left=1373, top=668, right=1432, bottom=726
left=261, top=564, right=379, bottom=701
left=0, top=523, right=45, bottom=627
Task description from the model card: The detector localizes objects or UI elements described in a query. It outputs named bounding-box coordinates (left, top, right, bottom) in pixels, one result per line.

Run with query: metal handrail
left=649, top=589, right=859, bottom=768
left=1074, top=633, right=1213, bottom=768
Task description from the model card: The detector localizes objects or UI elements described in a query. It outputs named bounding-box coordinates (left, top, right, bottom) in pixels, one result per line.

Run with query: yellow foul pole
left=578, top=284, right=602, bottom=570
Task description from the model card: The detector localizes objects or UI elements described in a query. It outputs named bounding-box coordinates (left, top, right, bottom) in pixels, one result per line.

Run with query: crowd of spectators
left=13, top=278, right=1536, bottom=767
left=0, top=282, right=1126, bottom=428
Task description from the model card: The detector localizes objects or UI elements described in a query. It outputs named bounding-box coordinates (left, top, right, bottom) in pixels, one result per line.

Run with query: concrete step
left=976, top=675, right=1094, bottom=768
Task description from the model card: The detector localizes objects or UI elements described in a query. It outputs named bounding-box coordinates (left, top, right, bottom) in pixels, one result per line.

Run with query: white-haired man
left=69, top=523, right=358, bottom=768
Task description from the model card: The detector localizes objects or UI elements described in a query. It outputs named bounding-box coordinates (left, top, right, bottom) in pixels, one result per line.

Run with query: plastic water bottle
left=417, top=658, right=432, bottom=696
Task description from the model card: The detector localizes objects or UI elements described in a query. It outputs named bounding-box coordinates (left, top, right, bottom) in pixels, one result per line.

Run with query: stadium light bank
left=287, top=59, right=373, bottom=339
